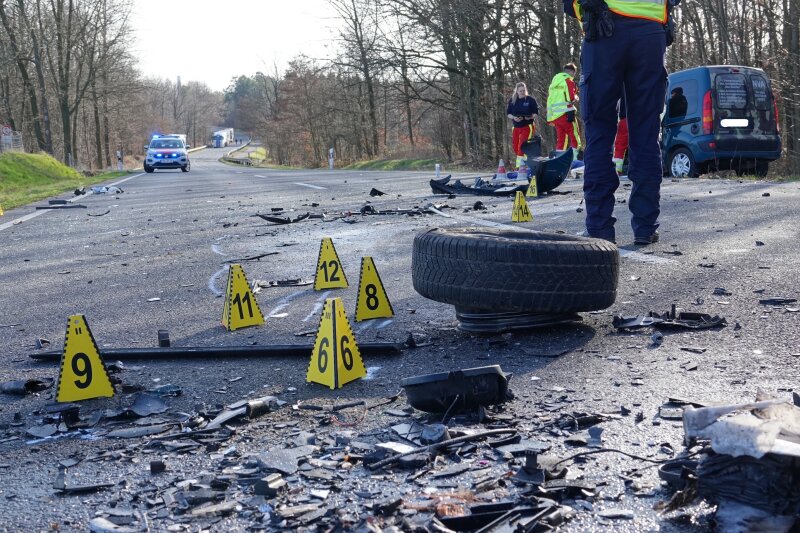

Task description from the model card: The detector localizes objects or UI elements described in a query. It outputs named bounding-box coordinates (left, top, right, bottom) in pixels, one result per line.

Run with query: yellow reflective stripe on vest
left=575, top=0, right=667, bottom=24
left=548, top=102, right=571, bottom=114
left=608, top=0, right=667, bottom=23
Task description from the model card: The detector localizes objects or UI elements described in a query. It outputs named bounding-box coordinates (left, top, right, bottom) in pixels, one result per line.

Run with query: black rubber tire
left=667, top=147, right=698, bottom=178
left=144, top=165, right=154, bottom=173
left=412, top=228, right=619, bottom=313
left=181, top=163, right=190, bottom=172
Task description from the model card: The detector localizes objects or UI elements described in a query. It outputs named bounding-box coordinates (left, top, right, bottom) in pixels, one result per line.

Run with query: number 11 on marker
left=232, top=292, right=254, bottom=319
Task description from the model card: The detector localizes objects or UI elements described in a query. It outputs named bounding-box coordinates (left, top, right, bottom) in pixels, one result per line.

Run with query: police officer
left=566, top=0, right=677, bottom=245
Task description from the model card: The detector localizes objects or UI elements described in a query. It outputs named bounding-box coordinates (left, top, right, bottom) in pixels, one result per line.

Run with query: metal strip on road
left=0, top=172, right=144, bottom=234
left=294, top=183, right=327, bottom=190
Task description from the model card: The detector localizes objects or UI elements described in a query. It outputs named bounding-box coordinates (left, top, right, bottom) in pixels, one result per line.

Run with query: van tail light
left=773, top=96, right=780, bottom=133
left=702, top=90, right=713, bottom=135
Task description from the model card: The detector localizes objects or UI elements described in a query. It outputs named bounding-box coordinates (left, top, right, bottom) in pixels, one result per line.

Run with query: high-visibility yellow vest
left=572, top=0, right=667, bottom=24
left=547, top=73, right=574, bottom=122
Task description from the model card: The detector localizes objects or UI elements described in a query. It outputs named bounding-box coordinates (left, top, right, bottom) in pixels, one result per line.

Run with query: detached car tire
left=412, top=228, right=619, bottom=314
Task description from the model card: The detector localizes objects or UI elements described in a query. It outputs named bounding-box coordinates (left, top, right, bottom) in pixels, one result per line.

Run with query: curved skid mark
left=269, top=305, right=289, bottom=318
left=266, top=288, right=316, bottom=318
left=303, top=302, right=323, bottom=322
left=376, top=319, right=394, bottom=329
left=211, top=244, right=227, bottom=256
left=357, top=321, right=375, bottom=333
left=208, top=266, right=229, bottom=295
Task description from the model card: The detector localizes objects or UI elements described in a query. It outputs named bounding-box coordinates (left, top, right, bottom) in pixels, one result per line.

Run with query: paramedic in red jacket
left=547, top=63, right=581, bottom=152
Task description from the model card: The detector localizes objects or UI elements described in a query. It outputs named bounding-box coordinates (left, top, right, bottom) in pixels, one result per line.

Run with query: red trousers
left=614, top=118, right=629, bottom=159
left=551, top=114, right=580, bottom=150
left=512, top=124, right=535, bottom=157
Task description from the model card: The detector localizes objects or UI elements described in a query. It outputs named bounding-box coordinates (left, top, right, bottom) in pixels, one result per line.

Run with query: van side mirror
left=143, top=145, right=149, bottom=151
left=186, top=144, right=191, bottom=149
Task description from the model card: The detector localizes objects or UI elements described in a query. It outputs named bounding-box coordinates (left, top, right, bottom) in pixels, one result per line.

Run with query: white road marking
left=303, top=291, right=331, bottom=322
left=294, top=182, right=326, bottom=190
left=208, top=265, right=229, bottom=296
left=211, top=244, right=227, bottom=256
left=376, top=319, right=394, bottom=329
left=108, top=173, right=145, bottom=186
left=618, top=249, right=676, bottom=264
left=0, top=210, right=48, bottom=232
left=357, top=321, right=374, bottom=333
left=254, top=174, right=266, bottom=178
left=0, top=173, right=144, bottom=233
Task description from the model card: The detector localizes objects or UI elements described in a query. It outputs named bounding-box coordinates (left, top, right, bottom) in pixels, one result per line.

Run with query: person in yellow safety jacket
left=547, top=63, right=582, bottom=153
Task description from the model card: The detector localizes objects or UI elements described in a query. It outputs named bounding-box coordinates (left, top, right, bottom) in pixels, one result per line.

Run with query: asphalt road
left=1, top=146, right=798, bottom=530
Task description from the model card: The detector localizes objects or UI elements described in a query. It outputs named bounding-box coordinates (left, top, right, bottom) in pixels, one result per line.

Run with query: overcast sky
left=129, top=0, right=341, bottom=92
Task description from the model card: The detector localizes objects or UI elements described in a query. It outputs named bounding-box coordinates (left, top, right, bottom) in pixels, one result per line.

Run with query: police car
left=144, top=135, right=191, bottom=173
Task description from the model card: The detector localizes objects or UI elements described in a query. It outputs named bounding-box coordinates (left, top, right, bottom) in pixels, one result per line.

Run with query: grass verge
left=0, top=152, right=129, bottom=211
left=344, top=158, right=444, bottom=171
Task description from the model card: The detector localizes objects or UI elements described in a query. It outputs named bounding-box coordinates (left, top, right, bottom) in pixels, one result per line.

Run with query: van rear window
left=715, top=74, right=748, bottom=109
left=750, top=75, right=771, bottom=110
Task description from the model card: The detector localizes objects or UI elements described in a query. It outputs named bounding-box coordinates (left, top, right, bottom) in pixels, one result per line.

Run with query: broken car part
left=614, top=304, right=726, bottom=330
left=29, top=342, right=403, bottom=361
left=254, top=212, right=314, bottom=224
left=35, top=204, right=86, bottom=210
left=367, top=428, right=517, bottom=470
left=401, top=365, right=510, bottom=413
left=1, top=378, right=53, bottom=395
left=429, top=143, right=570, bottom=197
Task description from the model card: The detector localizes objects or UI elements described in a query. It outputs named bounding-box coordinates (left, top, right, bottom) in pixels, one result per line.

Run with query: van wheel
left=668, top=148, right=698, bottom=178
left=754, top=160, right=769, bottom=178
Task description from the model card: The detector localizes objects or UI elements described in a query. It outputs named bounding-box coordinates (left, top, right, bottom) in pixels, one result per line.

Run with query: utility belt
left=579, top=0, right=680, bottom=45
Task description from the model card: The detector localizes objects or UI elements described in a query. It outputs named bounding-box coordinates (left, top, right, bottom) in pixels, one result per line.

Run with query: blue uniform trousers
left=579, top=17, right=667, bottom=242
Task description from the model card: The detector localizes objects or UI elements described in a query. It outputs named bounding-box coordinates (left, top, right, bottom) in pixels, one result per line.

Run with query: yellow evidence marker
left=307, top=298, right=366, bottom=389
left=314, top=237, right=348, bottom=290
left=526, top=177, right=538, bottom=198
left=512, top=191, right=533, bottom=222
left=222, top=263, right=265, bottom=331
left=56, top=315, right=114, bottom=402
left=355, top=256, right=394, bottom=322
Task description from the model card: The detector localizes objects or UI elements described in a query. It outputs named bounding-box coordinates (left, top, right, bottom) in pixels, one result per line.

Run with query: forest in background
left=0, top=0, right=222, bottom=168
left=1, top=0, right=799, bottom=174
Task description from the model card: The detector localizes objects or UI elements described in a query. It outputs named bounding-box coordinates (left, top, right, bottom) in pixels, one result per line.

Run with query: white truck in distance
left=212, top=128, right=235, bottom=148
